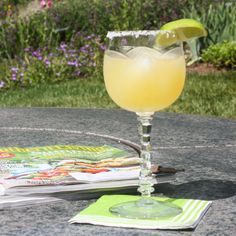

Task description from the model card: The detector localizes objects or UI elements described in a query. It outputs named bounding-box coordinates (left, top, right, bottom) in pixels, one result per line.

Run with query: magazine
left=0, top=144, right=176, bottom=208
left=0, top=145, right=144, bottom=195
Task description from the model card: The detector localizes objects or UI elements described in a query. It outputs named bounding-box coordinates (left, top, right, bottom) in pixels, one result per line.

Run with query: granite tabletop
left=0, top=108, right=235, bottom=236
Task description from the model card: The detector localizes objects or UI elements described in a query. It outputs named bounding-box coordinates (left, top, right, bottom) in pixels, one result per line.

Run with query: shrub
left=1, top=0, right=234, bottom=62
left=0, top=0, right=191, bottom=61
left=0, top=32, right=105, bottom=90
left=0, top=13, right=59, bottom=60
left=46, top=0, right=190, bottom=34
left=183, top=1, right=236, bottom=52
left=201, top=41, right=236, bottom=69
left=1, top=0, right=236, bottom=90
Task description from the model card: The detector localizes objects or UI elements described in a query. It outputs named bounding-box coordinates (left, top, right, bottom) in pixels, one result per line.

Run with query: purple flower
left=80, top=47, right=88, bottom=53
left=12, top=74, right=17, bottom=81
left=85, top=35, right=93, bottom=40
left=44, top=58, right=51, bottom=66
left=67, top=60, right=78, bottom=67
left=89, top=52, right=95, bottom=57
left=59, top=42, right=67, bottom=52
left=32, top=51, right=38, bottom=57
left=24, top=48, right=30, bottom=52
left=68, top=49, right=76, bottom=54
left=75, top=70, right=81, bottom=76
left=100, top=45, right=107, bottom=51
left=32, top=51, right=42, bottom=60
left=11, top=67, right=19, bottom=72
left=0, top=81, right=5, bottom=88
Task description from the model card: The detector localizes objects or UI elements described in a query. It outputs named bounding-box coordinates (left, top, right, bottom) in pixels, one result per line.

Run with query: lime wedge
left=156, top=18, right=207, bottom=46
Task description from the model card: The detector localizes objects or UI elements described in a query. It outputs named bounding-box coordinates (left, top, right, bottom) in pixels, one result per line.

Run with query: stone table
left=0, top=108, right=235, bottom=236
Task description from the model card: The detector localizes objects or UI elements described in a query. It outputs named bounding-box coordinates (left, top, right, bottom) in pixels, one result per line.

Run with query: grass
left=0, top=78, right=115, bottom=108
left=0, top=71, right=235, bottom=119
left=166, top=71, right=236, bottom=119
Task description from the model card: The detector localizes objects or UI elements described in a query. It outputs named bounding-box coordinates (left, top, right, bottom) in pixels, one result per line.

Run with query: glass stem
left=137, top=112, right=155, bottom=198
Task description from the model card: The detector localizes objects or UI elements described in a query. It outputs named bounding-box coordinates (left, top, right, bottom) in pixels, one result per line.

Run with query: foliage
left=183, top=1, right=236, bottom=52
left=46, top=0, right=190, bottom=34
left=0, top=32, right=105, bottom=90
left=0, top=0, right=192, bottom=61
left=0, top=13, right=57, bottom=59
left=0, top=0, right=236, bottom=93
left=1, top=0, right=235, bottom=61
left=201, top=41, right=236, bottom=69
left=0, top=0, right=30, bottom=19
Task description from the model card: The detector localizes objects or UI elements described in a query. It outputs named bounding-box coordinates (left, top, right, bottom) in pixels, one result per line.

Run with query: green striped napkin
left=69, top=195, right=212, bottom=229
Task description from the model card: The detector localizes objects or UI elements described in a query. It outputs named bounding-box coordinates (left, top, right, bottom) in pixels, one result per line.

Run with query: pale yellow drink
left=103, top=47, right=186, bottom=112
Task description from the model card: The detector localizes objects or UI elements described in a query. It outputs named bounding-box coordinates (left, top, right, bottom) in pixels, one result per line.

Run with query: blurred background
left=0, top=0, right=235, bottom=119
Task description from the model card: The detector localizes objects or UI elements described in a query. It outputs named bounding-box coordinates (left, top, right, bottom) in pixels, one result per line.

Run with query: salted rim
left=106, top=30, right=174, bottom=39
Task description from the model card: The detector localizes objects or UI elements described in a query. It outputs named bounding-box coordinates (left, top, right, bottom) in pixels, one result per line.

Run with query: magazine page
left=0, top=145, right=140, bottom=195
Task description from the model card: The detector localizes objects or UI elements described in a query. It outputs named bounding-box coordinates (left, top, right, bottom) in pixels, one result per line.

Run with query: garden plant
left=0, top=0, right=235, bottom=119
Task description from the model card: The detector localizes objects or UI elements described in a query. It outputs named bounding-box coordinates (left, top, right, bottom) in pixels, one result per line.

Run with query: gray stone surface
left=0, top=108, right=235, bottom=236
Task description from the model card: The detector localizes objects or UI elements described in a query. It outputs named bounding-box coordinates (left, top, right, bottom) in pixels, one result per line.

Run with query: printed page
left=0, top=145, right=139, bottom=194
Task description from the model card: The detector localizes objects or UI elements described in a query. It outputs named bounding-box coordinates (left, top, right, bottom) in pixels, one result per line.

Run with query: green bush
left=1, top=0, right=235, bottom=61
left=0, top=10, right=66, bottom=60
left=46, top=0, right=190, bottom=34
left=183, top=1, right=236, bottom=52
left=0, top=32, right=105, bottom=90
left=1, top=0, right=236, bottom=91
left=202, top=41, right=236, bottom=69
left=0, top=0, right=191, bottom=61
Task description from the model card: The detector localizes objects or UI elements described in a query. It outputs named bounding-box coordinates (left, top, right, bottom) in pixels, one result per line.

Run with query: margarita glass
left=103, top=30, right=186, bottom=219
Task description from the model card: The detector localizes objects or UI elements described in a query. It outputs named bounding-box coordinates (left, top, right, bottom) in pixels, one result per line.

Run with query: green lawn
left=166, top=71, right=236, bottom=119
left=0, top=71, right=235, bottom=119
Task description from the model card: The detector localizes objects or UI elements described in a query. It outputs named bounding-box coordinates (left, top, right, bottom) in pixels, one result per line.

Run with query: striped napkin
left=69, top=195, right=212, bottom=229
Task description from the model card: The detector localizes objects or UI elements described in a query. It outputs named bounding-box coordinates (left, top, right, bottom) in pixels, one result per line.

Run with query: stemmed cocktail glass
left=103, top=31, right=186, bottom=219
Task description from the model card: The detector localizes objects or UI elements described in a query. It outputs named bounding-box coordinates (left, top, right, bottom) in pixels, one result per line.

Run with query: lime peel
left=156, top=18, right=207, bottom=46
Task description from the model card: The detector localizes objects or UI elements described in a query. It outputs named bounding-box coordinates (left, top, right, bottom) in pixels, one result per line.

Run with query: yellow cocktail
left=103, top=31, right=186, bottom=219
left=104, top=46, right=186, bottom=112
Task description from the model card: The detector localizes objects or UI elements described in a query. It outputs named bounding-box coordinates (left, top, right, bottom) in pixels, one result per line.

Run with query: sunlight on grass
left=0, top=78, right=117, bottom=108
left=166, top=71, right=236, bottom=119
left=0, top=71, right=235, bottom=119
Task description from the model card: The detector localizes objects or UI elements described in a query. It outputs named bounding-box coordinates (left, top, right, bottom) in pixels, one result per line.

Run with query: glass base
left=109, top=198, right=182, bottom=219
